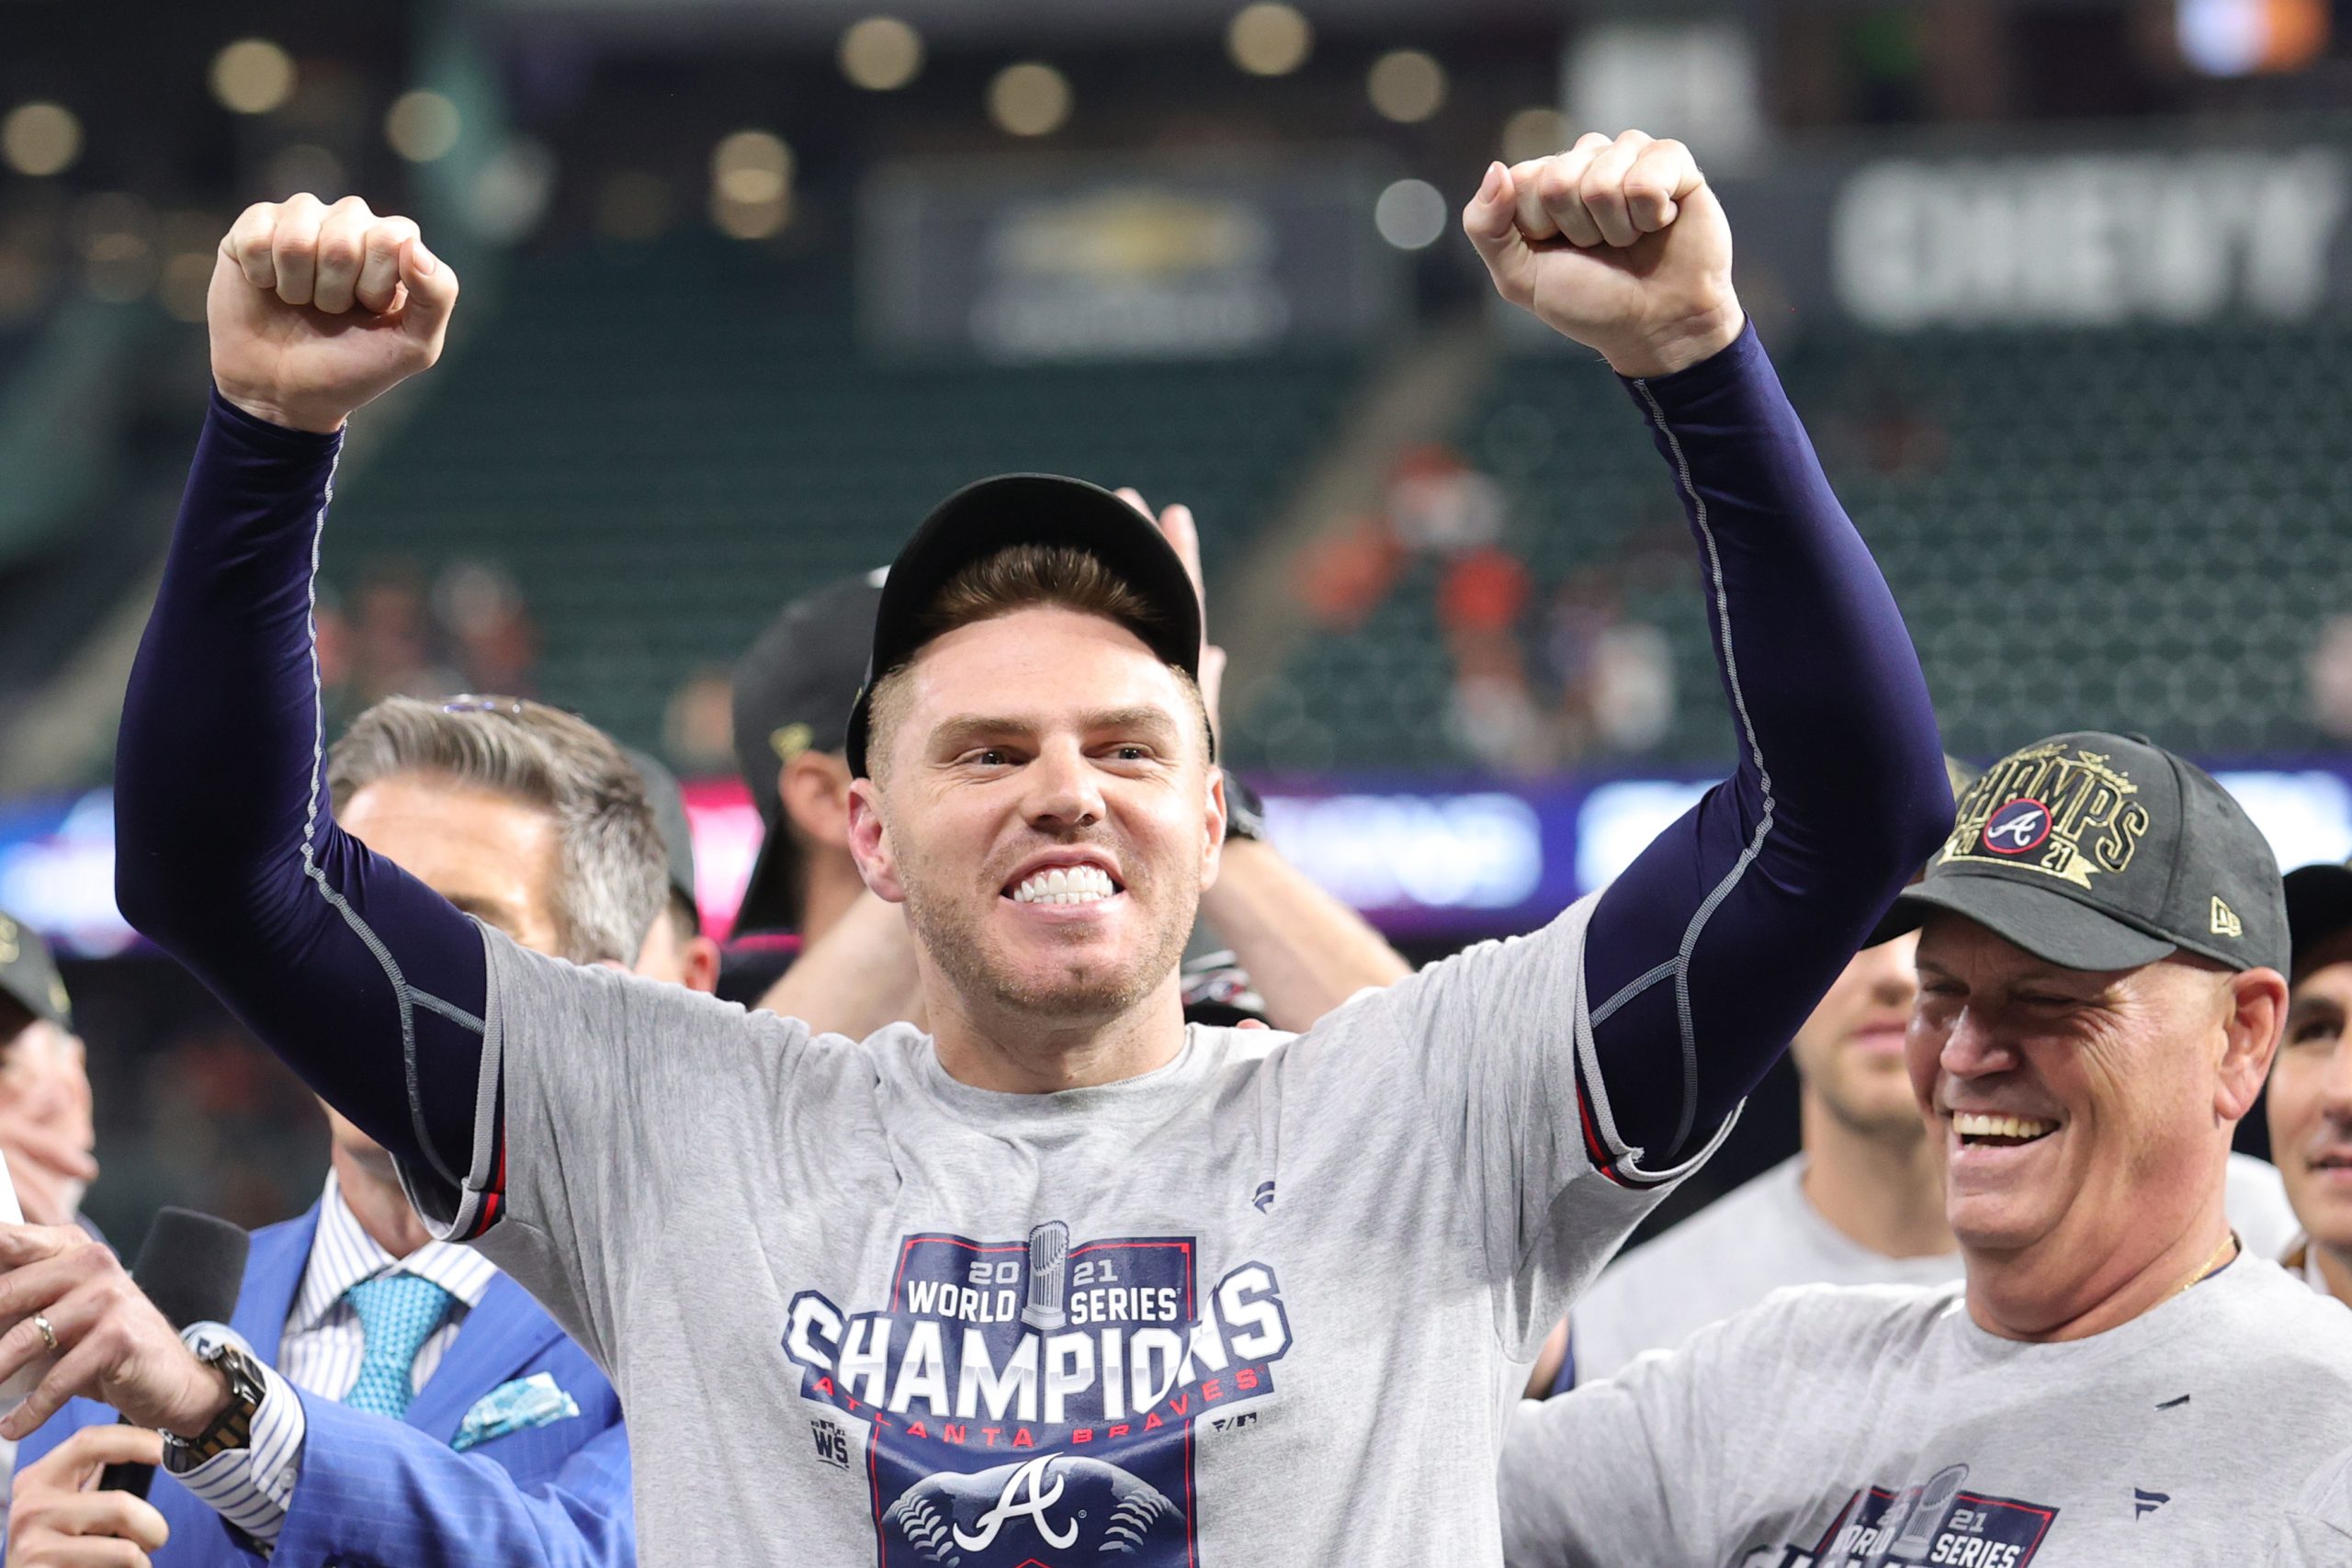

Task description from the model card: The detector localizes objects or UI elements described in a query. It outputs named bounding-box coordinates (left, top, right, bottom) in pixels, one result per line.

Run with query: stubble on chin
left=899, top=864, right=1194, bottom=1024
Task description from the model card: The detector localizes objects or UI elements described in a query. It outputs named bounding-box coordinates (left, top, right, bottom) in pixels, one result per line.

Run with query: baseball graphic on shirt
left=882, top=1453, right=1184, bottom=1563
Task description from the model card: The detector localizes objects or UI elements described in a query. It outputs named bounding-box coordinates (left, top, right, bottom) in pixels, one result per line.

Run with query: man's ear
left=2217, top=966, right=2289, bottom=1122
left=1200, top=768, right=1227, bottom=892
left=778, top=751, right=855, bottom=851
left=845, top=779, right=905, bottom=904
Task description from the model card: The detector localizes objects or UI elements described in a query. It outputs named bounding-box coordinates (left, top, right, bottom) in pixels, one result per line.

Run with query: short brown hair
left=865, top=545, right=1206, bottom=778
left=326, top=694, right=668, bottom=964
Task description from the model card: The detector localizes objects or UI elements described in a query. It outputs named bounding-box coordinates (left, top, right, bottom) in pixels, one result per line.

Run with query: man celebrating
left=90, top=130, right=1946, bottom=1562
left=1502, top=733, right=2352, bottom=1564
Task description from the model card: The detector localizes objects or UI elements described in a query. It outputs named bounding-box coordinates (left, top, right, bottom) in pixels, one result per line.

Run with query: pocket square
left=451, top=1372, right=582, bottom=1452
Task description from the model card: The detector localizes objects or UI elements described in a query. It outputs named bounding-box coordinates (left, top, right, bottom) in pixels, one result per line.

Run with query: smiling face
left=850, top=604, right=1222, bottom=1036
left=2271, top=935, right=2352, bottom=1258
left=1909, top=912, right=2279, bottom=1324
left=1791, top=931, right=1924, bottom=1142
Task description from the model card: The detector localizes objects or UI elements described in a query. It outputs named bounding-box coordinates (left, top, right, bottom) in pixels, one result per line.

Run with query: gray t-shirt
left=1502, top=1258, right=2352, bottom=1567
left=1567, top=1156, right=1959, bottom=1386
left=2272, top=1448, right=2352, bottom=1565
left=1566, top=1153, right=2303, bottom=1386
left=439, top=893, right=1710, bottom=1566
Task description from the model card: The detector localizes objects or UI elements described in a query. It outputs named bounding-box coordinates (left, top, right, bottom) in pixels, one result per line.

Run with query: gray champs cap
left=1876, top=731, right=2286, bottom=975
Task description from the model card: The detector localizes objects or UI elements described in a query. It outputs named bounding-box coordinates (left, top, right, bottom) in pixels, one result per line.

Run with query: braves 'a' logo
left=955, top=1455, right=1074, bottom=1550
left=1982, top=798, right=2052, bottom=855
left=783, top=1224, right=1292, bottom=1565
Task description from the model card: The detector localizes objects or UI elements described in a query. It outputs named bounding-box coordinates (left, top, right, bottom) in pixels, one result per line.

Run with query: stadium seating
left=1237, top=321, right=2352, bottom=771
left=321, top=235, right=1365, bottom=754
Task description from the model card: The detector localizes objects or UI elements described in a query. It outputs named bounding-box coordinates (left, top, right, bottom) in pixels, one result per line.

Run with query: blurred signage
left=20, top=762, right=2352, bottom=954
left=861, top=153, right=1402, bottom=362
left=1714, top=130, right=2352, bottom=331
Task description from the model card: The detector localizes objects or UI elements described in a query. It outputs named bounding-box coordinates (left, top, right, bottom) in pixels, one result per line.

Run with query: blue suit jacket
left=17, top=1205, right=632, bottom=1567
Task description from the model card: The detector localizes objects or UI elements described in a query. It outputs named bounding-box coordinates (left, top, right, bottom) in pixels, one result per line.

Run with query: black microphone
left=96, top=1207, right=251, bottom=1498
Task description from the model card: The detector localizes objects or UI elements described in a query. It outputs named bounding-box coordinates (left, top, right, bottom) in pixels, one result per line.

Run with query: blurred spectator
left=347, top=562, right=458, bottom=705
left=1294, top=513, right=1404, bottom=631
left=1544, top=570, right=1677, bottom=763
left=1386, top=445, right=1506, bottom=554
left=2308, top=613, right=2352, bottom=742
left=434, top=561, right=540, bottom=697
left=1440, top=547, right=1548, bottom=774
left=662, top=666, right=738, bottom=776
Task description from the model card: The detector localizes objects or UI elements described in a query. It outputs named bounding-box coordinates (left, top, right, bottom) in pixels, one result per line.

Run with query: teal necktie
left=342, top=1274, right=456, bottom=1418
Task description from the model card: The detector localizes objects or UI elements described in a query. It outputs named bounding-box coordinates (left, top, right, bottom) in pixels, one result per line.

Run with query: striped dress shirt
left=167, top=1170, right=502, bottom=1549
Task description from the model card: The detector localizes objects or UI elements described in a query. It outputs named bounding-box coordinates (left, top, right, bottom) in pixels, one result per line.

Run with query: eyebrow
left=2288, top=994, right=2346, bottom=1026
left=927, top=706, right=1183, bottom=752
left=445, top=892, right=526, bottom=935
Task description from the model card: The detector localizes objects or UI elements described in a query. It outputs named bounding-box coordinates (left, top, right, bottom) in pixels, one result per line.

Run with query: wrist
left=210, top=384, right=349, bottom=436
left=1601, top=300, right=1747, bottom=380
left=166, top=1358, right=234, bottom=1438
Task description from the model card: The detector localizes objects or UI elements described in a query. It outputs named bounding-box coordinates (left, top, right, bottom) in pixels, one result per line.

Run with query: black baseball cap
left=0, top=910, right=70, bottom=1030
left=1877, top=731, right=2287, bottom=975
left=730, top=575, right=885, bottom=933
left=2284, top=858, right=2352, bottom=978
left=843, top=475, right=1204, bottom=779
left=623, top=748, right=698, bottom=916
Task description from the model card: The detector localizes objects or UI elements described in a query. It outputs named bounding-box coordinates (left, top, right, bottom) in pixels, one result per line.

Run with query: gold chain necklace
left=2176, top=1231, right=2240, bottom=1300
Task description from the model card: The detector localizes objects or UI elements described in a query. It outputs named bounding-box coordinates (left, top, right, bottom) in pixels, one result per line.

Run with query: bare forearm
left=1200, top=840, right=1411, bottom=1032
left=756, top=892, right=925, bottom=1038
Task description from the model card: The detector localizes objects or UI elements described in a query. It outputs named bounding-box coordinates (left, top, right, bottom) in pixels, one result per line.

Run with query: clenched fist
left=209, top=193, right=458, bottom=434
left=1464, top=130, right=1743, bottom=379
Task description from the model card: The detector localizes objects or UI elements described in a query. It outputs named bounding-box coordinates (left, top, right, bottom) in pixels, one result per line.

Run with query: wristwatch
left=1224, top=774, right=1268, bottom=844
left=164, top=1325, right=266, bottom=1468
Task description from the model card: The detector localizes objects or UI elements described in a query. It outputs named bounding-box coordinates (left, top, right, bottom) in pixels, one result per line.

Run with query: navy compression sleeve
left=115, top=390, right=495, bottom=1219
left=1579, top=325, right=1950, bottom=1172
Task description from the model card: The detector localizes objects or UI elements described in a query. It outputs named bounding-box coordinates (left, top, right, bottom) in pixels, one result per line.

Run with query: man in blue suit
left=2, top=694, right=689, bottom=1566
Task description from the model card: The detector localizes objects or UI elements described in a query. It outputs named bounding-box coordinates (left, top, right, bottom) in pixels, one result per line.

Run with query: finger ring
left=30, top=1313, right=55, bottom=1351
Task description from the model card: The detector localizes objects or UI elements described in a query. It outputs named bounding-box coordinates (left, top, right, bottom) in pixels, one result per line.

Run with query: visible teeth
left=1953, top=1111, right=2058, bottom=1141
left=1012, top=865, right=1115, bottom=905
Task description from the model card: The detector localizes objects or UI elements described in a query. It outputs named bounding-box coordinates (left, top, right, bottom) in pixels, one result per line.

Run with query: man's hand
left=0, top=1225, right=227, bottom=1442
left=209, top=193, right=458, bottom=434
left=1464, top=130, right=1743, bottom=379
left=6, top=1425, right=169, bottom=1567
left=1114, top=488, right=1226, bottom=747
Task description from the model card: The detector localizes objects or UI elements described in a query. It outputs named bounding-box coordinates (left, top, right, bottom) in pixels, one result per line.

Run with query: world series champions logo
left=1743, top=1464, right=2061, bottom=1568
left=781, top=1223, right=1293, bottom=1564
left=1940, top=742, right=2150, bottom=891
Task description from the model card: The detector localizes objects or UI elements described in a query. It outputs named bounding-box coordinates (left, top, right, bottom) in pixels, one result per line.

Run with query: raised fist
left=1464, top=130, right=1742, bottom=379
left=209, top=194, right=458, bottom=434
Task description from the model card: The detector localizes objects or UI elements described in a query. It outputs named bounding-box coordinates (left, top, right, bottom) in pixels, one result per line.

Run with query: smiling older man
left=1501, top=732, right=2352, bottom=1567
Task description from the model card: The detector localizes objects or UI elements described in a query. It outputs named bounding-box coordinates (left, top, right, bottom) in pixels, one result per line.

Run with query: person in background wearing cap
left=100, top=139, right=1951, bottom=1561
left=6, top=696, right=650, bottom=1568
left=0, top=916, right=97, bottom=1239
left=1524, top=753, right=2301, bottom=1397
left=0, top=912, right=97, bottom=1491
left=2256, top=857, right=2352, bottom=1565
left=2257, top=852, right=2352, bottom=1310
left=1502, top=732, right=2352, bottom=1564
left=624, top=748, right=721, bottom=995
left=727, top=510, right=1412, bottom=1036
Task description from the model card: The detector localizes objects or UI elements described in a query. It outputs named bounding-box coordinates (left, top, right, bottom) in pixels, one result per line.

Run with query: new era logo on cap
left=2211, top=897, right=2242, bottom=938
